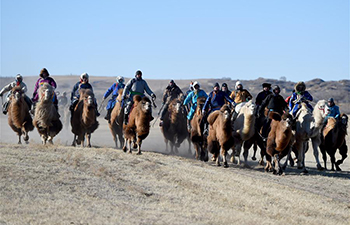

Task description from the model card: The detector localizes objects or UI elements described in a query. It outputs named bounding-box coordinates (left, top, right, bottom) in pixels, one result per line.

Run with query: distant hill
left=1, top=76, right=349, bottom=114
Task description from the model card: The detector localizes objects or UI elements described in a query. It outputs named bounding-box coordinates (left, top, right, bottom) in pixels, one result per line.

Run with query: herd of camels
left=4, top=83, right=348, bottom=175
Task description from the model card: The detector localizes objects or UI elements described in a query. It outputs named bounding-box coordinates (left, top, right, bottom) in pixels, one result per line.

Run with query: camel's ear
left=269, top=111, right=281, bottom=121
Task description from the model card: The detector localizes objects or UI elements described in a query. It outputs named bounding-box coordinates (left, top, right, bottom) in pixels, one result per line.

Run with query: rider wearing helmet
left=103, top=76, right=125, bottom=122
left=183, top=81, right=208, bottom=130
left=70, top=72, right=100, bottom=116
left=325, top=98, right=340, bottom=122
left=159, top=79, right=183, bottom=126
left=121, top=70, right=156, bottom=125
left=0, top=74, right=31, bottom=114
left=289, top=81, right=313, bottom=117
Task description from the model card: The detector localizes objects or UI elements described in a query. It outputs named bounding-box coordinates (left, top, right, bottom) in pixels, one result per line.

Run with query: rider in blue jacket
left=289, top=81, right=313, bottom=117
left=103, top=76, right=125, bottom=121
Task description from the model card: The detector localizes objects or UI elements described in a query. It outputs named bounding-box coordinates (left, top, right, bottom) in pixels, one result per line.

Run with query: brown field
left=1, top=114, right=350, bottom=224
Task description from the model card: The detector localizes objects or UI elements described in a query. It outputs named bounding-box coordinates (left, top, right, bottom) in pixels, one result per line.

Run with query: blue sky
left=1, top=0, right=349, bottom=81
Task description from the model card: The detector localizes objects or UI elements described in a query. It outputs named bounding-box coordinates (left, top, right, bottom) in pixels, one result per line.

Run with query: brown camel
left=161, top=96, right=189, bottom=154
left=266, top=112, right=294, bottom=175
left=71, top=89, right=99, bottom=147
left=109, top=88, right=124, bottom=148
left=320, top=114, right=348, bottom=171
left=7, top=86, right=34, bottom=144
left=190, top=97, right=208, bottom=161
left=207, top=105, right=234, bottom=167
left=33, top=83, right=62, bottom=144
left=123, top=95, right=153, bottom=154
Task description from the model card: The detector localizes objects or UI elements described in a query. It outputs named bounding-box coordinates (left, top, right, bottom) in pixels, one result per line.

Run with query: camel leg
left=17, top=134, right=22, bottom=144
left=222, top=148, right=228, bottom=168
left=119, top=133, right=124, bottom=149
left=86, top=133, right=91, bottom=148
left=282, top=145, right=293, bottom=171
left=234, top=142, right=242, bottom=165
left=22, top=127, right=29, bottom=144
left=335, top=143, right=348, bottom=171
left=252, top=141, right=257, bottom=161
left=122, top=138, right=128, bottom=152
left=216, top=153, right=221, bottom=166
left=41, top=134, right=47, bottom=145
left=243, top=144, right=250, bottom=166
left=72, top=134, right=77, bottom=147
left=187, top=137, right=192, bottom=155
left=137, top=138, right=142, bottom=155
left=47, top=136, right=53, bottom=145
left=320, top=146, right=328, bottom=170
left=128, top=139, right=132, bottom=154
left=329, top=151, right=336, bottom=171
left=194, top=143, right=200, bottom=160
left=165, top=139, right=169, bottom=153
left=300, top=142, right=308, bottom=174
left=311, top=136, right=323, bottom=170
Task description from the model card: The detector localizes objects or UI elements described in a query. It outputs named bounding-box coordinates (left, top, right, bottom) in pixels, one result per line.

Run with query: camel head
left=340, top=114, right=348, bottom=126
left=281, top=113, right=293, bottom=129
left=140, top=97, right=152, bottom=114
left=10, top=87, right=23, bottom=102
left=220, top=105, right=232, bottom=121
left=39, top=83, right=54, bottom=102
left=170, top=99, right=182, bottom=114
left=243, top=100, right=256, bottom=115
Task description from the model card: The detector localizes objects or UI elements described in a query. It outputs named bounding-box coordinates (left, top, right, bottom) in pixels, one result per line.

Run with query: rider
left=103, top=76, right=125, bottom=121
left=183, top=81, right=208, bottom=130
left=159, top=79, right=183, bottom=127
left=58, top=92, right=68, bottom=107
left=289, top=81, right=313, bottom=118
left=121, top=70, right=156, bottom=125
left=324, top=98, right=340, bottom=122
left=221, top=83, right=231, bottom=96
left=259, top=85, right=288, bottom=138
left=255, top=83, right=272, bottom=115
left=70, top=72, right=100, bottom=116
left=32, top=68, right=58, bottom=111
left=0, top=74, right=31, bottom=114
left=202, top=82, right=235, bottom=134
left=230, top=81, right=253, bottom=120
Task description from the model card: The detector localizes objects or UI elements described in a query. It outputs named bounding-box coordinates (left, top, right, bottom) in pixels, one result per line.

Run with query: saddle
left=323, top=117, right=336, bottom=138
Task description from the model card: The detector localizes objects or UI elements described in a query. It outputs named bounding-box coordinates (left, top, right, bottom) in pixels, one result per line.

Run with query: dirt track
left=1, top=115, right=350, bottom=224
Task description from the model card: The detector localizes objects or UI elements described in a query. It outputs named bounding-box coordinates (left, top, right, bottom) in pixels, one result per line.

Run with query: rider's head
left=189, top=82, right=194, bottom=91
left=169, top=80, right=175, bottom=88
left=235, top=81, right=243, bottom=91
left=273, top=85, right=280, bottom=95
left=80, top=73, right=89, bottom=83
left=193, top=81, right=200, bottom=90
left=328, top=98, right=334, bottom=107
left=15, top=74, right=23, bottom=83
left=262, top=83, right=271, bottom=91
left=62, top=91, right=67, bottom=96
left=213, top=82, right=220, bottom=92
left=117, top=76, right=124, bottom=84
left=295, top=81, right=306, bottom=94
left=135, top=70, right=142, bottom=79
left=221, top=83, right=228, bottom=91
left=40, top=68, right=49, bottom=78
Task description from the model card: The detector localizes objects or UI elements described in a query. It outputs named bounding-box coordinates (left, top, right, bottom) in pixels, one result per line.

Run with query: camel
left=71, top=89, right=99, bottom=147
left=293, top=100, right=329, bottom=173
left=161, top=96, right=189, bottom=154
left=320, top=114, right=348, bottom=171
left=266, top=112, right=294, bottom=175
left=33, top=83, right=62, bottom=144
left=190, top=97, right=208, bottom=161
left=207, top=105, right=234, bottom=167
left=123, top=95, right=153, bottom=154
left=231, top=100, right=256, bottom=165
left=7, top=86, right=34, bottom=144
left=109, top=88, right=124, bottom=148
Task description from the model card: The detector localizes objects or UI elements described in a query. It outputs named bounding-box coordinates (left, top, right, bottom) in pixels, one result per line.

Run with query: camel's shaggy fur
left=320, top=114, right=348, bottom=171
left=123, top=95, right=153, bottom=155
left=207, top=105, right=234, bottom=167
left=161, top=96, right=189, bottom=154
left=71, top=89, right=99, bottom=147
left=109, top=88, right=124, bottom=148
left=190, top=97, right=208, bottom=161
left=7, top=86, right=34, bottom=144
left=33, top=83, right=62, bottom=144
left=231, top=100, right=256, bottom=165
left=266, top=112, right=294, bottom=175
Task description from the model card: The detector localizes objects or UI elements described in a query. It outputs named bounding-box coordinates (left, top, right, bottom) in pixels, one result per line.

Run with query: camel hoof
left=251, top=156, right=256, bottom=161
left=223, top=162, right=229, bottom=168
left=122, top=147, right=127, bottom=152
left=24, top=136, right=29, bottom=142
left=316, top=164, right=324, bottom=171
left=132, top=143, right=138, bottom=149
left=211, top=156, right=217, bottom=162
left=137, top=152, right=142, bottom=155
left=216, top=163, right=221, bottom=167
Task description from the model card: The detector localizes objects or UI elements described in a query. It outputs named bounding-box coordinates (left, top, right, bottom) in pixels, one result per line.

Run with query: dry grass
left=1, top=142, right=349, bottom=225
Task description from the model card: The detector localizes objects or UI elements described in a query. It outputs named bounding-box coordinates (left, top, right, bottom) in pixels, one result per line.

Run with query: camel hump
left=323, top=117, right=336, bottom=137
left=269, top=111, right=282, bottom=121
left=133, top=95, right=142, bottom=103
left=197, top=96, right=206, bottom=104
left=207, top=110, right=220, bottom=125
left=11, top=86, right=23, bottom=93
